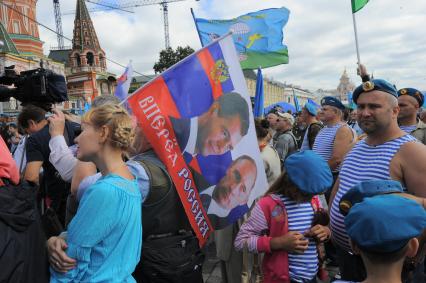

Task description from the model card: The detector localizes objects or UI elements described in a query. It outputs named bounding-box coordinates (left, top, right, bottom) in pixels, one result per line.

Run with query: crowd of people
left=1, top=64, right=426, bottom=283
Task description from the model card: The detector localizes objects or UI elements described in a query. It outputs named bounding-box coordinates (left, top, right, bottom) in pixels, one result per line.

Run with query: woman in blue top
left=50, top=104, right=142, bottom=283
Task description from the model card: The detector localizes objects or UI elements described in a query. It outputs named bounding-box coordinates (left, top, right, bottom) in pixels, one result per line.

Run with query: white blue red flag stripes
left=114, top=61, right=133, bottom=102
left=125, top=34, right=267, bottom=246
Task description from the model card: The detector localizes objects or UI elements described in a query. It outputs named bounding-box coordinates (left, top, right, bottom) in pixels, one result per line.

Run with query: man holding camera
left=24, top=104, right=80, bottom=227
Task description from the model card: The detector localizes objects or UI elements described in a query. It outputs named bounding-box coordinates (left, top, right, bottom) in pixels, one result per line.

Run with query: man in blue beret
left=329, top=65, right=426, bottom=282
left=398, top=88, right=426, bottom=144
left=334, top=180, right=426, bottom=283
left=299, top=103, right=323, bottom=150
left=312, top=96, right=355, bottom=183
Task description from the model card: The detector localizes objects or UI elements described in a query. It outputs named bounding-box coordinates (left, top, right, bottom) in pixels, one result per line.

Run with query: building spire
left=70, top=0, right=106, bottom=72
left=72, top=0, right=102, bottom=52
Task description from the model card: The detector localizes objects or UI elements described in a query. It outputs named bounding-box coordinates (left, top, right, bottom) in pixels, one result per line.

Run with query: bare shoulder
left=392, top=141, right=426, bottom=197
left=337, top=125, right=352, bottom=135
left=399, top=140, right=426, bottom=159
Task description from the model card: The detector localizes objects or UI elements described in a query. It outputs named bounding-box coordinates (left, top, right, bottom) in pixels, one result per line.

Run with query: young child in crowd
left=334, top=180, right=426, bottom=283
left=235, top=150, right=333, bottom=283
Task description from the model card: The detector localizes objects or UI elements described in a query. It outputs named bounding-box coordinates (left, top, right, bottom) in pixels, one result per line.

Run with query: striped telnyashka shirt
left=400, top=124, right=417, bottom=134
left=330, top=134, right=418, bottom=251
left=312, top=123, right=345, bottom=170
left=280, top=196, right=318, bottom=282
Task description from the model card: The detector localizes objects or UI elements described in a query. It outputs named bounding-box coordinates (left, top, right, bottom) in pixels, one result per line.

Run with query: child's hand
left=305, top=225, right=331, bottom=242
left=271, top=231, right=309, bottom=253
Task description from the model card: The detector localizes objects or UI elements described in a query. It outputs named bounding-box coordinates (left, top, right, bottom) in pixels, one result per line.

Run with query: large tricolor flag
left=126, top=34, right=267, bottom=246
left=192, top=8, right=290, bottom=69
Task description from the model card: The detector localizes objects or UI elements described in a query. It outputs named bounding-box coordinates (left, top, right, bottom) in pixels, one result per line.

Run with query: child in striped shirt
left=235, top=150, right=333, bottom=283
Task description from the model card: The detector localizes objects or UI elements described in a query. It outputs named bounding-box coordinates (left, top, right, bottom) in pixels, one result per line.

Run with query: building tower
left=336, top=69, right=355, bottom=101
left=70, top=0, right=106, bottom=73
left=0, top=0, right=43, bottom=58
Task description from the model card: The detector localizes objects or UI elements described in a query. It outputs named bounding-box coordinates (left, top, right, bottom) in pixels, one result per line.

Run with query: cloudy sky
left=36, top=0, right=426, bottom=91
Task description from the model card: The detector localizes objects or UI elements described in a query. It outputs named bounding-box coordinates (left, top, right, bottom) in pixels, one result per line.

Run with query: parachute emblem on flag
left=211, top=60, right=230, bottom=83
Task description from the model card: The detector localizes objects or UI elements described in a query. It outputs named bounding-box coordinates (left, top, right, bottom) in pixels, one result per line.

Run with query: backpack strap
left=18, top=135, right=28, bottom=177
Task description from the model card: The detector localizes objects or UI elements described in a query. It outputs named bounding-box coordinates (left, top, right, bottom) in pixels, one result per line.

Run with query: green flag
left=352, top=0, right=369, bottom=13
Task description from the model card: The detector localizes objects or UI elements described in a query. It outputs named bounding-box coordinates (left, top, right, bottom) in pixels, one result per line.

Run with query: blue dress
left=50, top=174, right=142, bottom=283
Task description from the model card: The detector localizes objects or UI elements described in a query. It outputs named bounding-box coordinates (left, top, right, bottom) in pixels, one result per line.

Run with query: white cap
left=277, top=112, right=295, bottom=125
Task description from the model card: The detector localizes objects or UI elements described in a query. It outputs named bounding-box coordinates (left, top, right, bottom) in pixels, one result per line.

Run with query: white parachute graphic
left=229, top=22, right=250, bottom=62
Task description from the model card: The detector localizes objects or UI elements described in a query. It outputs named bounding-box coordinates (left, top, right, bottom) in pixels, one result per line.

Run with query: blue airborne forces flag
left=192, top=7, right=290, bottom=69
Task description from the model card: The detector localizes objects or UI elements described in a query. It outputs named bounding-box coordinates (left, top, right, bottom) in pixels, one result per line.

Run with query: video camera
left=0, top=61, right=68, bottom=111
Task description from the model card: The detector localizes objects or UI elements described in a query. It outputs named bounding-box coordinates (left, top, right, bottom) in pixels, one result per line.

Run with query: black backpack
left=132, top=151, right=204, bottom=283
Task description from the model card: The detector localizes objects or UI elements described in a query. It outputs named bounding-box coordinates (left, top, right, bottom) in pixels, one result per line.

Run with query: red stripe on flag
left=128, top=78, right=213, bottom=246
left=196, top=49, right=223, bottom=100
left=131, top=77, right=181, bottom=118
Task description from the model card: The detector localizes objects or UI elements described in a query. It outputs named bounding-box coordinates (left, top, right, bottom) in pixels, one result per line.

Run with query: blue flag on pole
left=347, top=92, right=356, bottom=109
left=192, top=8, right=290, bottom=70
left=253, top=67, right=264, bottom=118
left=292, top=88, right=301, bottom=112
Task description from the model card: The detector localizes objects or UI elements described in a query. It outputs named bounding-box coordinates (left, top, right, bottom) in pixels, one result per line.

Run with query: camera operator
left=15, top=105, right=49, bottom=174
left=24, top=104, right=80, bottom=226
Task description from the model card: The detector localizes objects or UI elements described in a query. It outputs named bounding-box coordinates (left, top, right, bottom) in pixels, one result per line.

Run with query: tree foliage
left=153, top=46, right=195, bottom=74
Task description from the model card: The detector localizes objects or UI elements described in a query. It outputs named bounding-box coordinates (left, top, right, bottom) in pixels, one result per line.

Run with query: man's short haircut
left=91, top=95, right=120, bottom=108
left=217, top=92, right=250, bottom=136
left=17, top=104, right=46, bottom=130
left=360, top=242, right=409, bottom=264
left=388, top=94, right=399, bottom=108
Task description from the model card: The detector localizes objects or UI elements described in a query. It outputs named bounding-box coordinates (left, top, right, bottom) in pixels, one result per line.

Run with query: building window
left=86, top=52, right=94, bottom=66
left=75, top=54, right=81, bottom=67
left=99, top=54, right=105, bottom=68
left=12, top=21, right=20, bottom=33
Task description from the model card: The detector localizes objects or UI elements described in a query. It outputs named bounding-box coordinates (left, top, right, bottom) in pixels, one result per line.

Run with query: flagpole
left=119, top=32, right=233, bottom=106
left=352, top=12, right=361, bottom=65
left=190, top=8, right=203, bottom=46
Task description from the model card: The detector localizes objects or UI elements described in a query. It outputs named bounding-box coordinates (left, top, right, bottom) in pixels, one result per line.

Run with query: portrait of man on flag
left=128, top=34, right=268, bottom=243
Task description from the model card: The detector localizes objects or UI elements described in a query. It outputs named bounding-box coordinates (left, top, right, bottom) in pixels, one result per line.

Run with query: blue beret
left=304, top=103, right=317, bottom=116
left=346, top=195, right=426, bottom=253
left=321, top=96, right=346, bottom=111
left=284, top=150, right=333, bottom=194
left=353, top=79, right=398, bottom=104
left=339, top=180, right=404, bottom=215
left=398, top=88, right=424, bottom=107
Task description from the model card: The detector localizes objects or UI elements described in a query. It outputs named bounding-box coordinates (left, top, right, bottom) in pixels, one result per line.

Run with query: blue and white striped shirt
left=280, top=196, right=318, bottom=282
left=400, top=124, right=417, bottom=134
left=312, top=123, right=345, bottom=171
left=330, top=135, right=417, bottom=251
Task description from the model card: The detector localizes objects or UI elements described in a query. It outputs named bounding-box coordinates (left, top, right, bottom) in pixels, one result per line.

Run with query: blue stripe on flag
left=163, top=55, right=215, bottom=118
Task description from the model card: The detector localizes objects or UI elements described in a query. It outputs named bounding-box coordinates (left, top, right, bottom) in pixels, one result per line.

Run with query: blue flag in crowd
left=253, top=67, right=264, bottom=118
left=84, top=101, right=91, bottom=113
left=192, top=7, right=290, bottom=69
left=347, top=91, right=356, bottom=109
left=292, top=88, right=301, bottom=112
